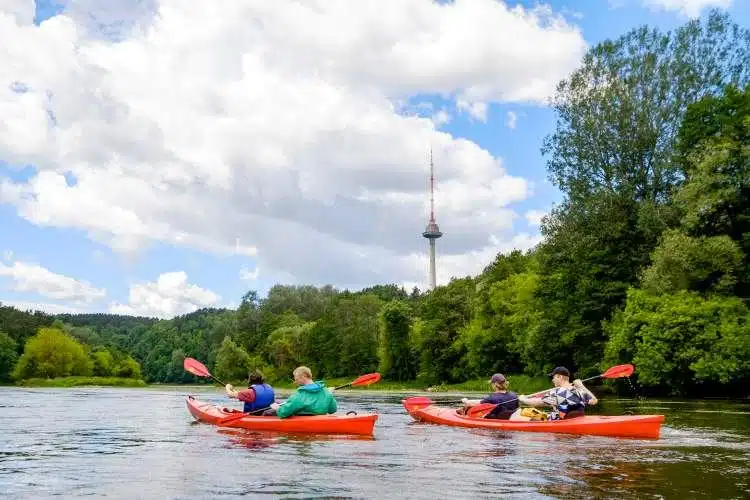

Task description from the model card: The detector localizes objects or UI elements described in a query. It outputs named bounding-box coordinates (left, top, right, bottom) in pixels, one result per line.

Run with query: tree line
left=1, top=10, right=748, bottom=396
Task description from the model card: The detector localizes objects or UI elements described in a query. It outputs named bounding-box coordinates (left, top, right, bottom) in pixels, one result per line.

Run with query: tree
left=674, top=84, right=750, bottom=296
left=214, top=336, right=253, bottom=382
left=12, top=327, right=93, bottom=380
left=0, top=331, right=18, bottom=382
left=604, top=289, right=750, bottom=395
left=378, top=301, right=416, bottom=381
left=542, top=10, right=750, bottom=203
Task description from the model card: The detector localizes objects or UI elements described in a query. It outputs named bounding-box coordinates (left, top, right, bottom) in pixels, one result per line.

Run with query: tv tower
left=422, top=149, right=442, bottom=290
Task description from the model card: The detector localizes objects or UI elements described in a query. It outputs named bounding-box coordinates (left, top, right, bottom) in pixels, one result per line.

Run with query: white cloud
left=506, top=111, right=518, bottom=129
left=0, top=260, right=106, bottom=303
left=239, top=266, right=259, bottom=281
left=457, top=98, right=489, bottom=122
left=524, top=209, right=547, bottom=227
left=642, top=0, right=732, bottom=17
left=0, top=0, right=586, bottom=289
left=431, top=109, right=451, bottom=127
left=109, top=271, right=220, bottom=318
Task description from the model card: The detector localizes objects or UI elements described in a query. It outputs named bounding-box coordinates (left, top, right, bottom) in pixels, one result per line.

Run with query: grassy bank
left=216, top=374, right=552, bottom=395
left=16, top=376, right=148, bottom=388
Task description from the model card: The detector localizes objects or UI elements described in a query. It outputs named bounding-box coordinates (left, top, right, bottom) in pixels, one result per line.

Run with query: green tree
left=604, top=289, right=750, bottom=395
left=115, top=356, right=142, bottom=379
left=378, top=301, right=416, bottom=381
left=674, top=84, right=750, bottom=295
left=641, top=229, right=743, bottom=295
left=0, top=331, right=18, bottom=382
left=12, top=327, right=93, bottom=380
left=91, top=348, right=115, bottom=376
left=265, top=322, right=314, bottom=378
left=214, top=336, right=252, bottom=382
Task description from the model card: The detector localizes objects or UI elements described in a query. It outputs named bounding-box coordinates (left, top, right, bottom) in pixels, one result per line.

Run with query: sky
left=0, top=0, right=747, bottom=319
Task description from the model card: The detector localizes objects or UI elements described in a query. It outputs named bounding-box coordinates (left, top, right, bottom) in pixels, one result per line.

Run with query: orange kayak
left=403, top=400, right=665, bottom=439
left=186, top=396, right=378, bottom=436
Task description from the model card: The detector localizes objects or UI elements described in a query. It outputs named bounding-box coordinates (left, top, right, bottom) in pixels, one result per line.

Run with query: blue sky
left=0, top=0, right=747, bottom=318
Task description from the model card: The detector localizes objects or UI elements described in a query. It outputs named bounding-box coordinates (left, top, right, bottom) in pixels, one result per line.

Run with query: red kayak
left=403, top=399, right=665, bottom=439
left=186, top=396, right=378, bottom=436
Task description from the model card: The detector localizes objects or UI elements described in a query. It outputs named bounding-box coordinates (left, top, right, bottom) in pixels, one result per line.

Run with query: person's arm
left=275, top=392, right=304, bottom=418
left=225, top=384, right=239, bottom=398
left=461, top=398, right=483, bottom=406
left=573, top=379, right=598, bottom=405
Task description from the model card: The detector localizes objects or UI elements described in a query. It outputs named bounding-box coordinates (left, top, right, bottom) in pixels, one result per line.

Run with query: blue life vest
left=243, top=383, right=275, bottom=413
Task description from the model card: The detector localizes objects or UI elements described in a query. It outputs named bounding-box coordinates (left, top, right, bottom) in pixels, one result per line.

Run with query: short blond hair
left=293, top=366, right=312, bottom=379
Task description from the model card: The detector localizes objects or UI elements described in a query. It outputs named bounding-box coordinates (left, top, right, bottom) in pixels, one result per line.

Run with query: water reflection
left=0, top=387, right=748, bottom=499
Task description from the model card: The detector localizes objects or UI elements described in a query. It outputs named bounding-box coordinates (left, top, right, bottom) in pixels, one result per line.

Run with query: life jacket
left=243, top=383, right=275, bottom=413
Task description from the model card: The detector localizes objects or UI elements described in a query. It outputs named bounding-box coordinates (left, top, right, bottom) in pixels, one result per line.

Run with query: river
left=1, top=386, right=748, bottom=499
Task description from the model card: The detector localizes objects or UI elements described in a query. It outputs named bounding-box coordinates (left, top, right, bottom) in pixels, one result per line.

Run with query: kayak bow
left=403, top=400, right=664, bottom=439
left=186, top=396, right=378, bottom=436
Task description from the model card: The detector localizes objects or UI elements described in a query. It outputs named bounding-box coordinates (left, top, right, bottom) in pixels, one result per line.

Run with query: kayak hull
left=186, top=396, right=377, bottom=436
left=403, top=402, right=664, bottom=439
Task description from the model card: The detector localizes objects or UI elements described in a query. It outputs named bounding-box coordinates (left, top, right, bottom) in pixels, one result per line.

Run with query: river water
left=1, top=386, right=748, bottom=499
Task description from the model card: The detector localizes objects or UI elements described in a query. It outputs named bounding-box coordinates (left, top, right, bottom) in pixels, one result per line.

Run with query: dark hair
left=247, top=370, right=264, bottom=386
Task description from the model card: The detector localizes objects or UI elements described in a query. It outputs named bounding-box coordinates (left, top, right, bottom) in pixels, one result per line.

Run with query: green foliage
left=265, top=322, right=314, bottom=379
left=542, top=10, right=749, bottom=202
left=641, top=229, right=743, bottom=294
left=0, top=331, right=18, bottom=382
left=12, top=327, right=93, bottom=380
left=17, top=376, right=146, bottom=388
left=412, top=277, right=475, bottom=384
left=214, top=336, right=253, bottom=382
left=378, top=301, right=417, bottom=381
left=91, top=348, right=116, bottom=376
left=604, top=289, right=750, bottom=394
left=308, top=294, right=382, bottom=378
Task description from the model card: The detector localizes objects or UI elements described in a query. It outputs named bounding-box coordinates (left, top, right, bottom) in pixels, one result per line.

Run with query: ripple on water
left=1, top=387, right=748, bottom=499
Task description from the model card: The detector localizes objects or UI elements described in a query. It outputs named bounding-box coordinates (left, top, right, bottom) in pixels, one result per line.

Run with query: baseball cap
left=489, top=373, right=507, bottom=384
left=548, top=366, right=570, bottom=378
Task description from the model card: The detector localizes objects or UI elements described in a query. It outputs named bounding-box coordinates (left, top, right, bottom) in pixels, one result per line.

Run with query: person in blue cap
left=459, top=373, right=519, bottom=419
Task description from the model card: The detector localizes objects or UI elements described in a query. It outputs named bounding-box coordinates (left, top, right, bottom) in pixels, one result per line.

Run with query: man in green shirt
left=267, top=366, right=337, bottom=418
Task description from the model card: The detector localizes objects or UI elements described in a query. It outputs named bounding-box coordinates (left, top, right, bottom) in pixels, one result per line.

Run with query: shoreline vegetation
left=1, top=11, right=749, bottom=399
left=8, top=374, right=587, bottom=396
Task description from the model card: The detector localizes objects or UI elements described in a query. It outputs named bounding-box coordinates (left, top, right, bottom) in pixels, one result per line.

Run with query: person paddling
left=513, top=366, right=598, bottom=420
left=459, top=373, right=519, bottom=420
left=225, top=370, right=276, bottom=415
left=263, top=366, right=337, bottom=418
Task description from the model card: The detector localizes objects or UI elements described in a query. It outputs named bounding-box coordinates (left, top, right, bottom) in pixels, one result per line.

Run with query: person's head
left=292, top=366, right=313, bottom=386
left=247, top=370, right=265, bottom=387
left=489, top=373, right=508, bottom=391
left=548, top=366, right=570, bottom=387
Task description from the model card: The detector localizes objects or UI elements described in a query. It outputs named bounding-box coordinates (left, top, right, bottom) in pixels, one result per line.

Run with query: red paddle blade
left=350, top=372, right=381, bottom=387
left=602, top=363, right=634, bottom=379
left=183, top=357, right=211, bottom=378
left=403, top=396, right=433, bottom=412
left=466, top=403, right=496, bottom=418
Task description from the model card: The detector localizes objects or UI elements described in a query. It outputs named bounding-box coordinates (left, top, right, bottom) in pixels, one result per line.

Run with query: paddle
left=183, top=357, right=227, bottom=386
left=465, top=364, right=635, bottom=418
left=333, top=372, right=381, bottom=390
left=217, top=372, right=382, bottom=426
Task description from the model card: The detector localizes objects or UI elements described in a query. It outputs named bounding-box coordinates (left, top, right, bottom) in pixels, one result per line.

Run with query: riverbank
left=13, top=376, right=147, bottom=388
left=9, top=374, right=551, bottom=394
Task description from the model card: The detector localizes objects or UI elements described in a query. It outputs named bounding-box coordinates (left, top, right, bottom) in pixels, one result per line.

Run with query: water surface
left=1, top=387, right=748, bottom=498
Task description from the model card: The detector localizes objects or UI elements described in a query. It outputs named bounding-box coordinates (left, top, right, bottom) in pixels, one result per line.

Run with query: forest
left=0, top=10, right=748, bottom=397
